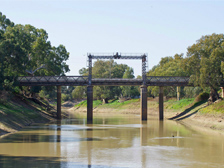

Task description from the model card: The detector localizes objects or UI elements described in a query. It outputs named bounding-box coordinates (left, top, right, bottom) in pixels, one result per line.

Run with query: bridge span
left=17, top=76, right=191, bottom=121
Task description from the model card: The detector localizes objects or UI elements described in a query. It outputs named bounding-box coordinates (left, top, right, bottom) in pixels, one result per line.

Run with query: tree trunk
left=102, top=98, right=108, bottom=104
left=208, top=87, right=219, bottom=104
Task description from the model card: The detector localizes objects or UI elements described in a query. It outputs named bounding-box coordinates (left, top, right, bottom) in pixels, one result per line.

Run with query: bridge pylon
left=87, top=85, right=93, bottom=121
left=57, top=86, right=62, bottom=119
left=140, top=85, right=148, bottom=120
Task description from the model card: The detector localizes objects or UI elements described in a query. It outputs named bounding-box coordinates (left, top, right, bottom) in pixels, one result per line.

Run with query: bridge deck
left=17, top=76, right=191, bottom=86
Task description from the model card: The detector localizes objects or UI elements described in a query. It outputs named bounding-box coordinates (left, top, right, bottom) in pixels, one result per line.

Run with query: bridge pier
left=140, top=85, right=147, bottom=120
left=221, top=87, right=224, bottom=98
left=87, top=86, right=93, bottom=121
left=177, top=86, right=180, bottom=101
left=57, top=86, right=62, bottom=119
left=159, top=86, right=164, bottom=120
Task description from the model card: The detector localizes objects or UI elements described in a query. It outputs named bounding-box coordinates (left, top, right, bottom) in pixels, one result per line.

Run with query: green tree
left=72, top=86, right=86, bottom=100
left=183, top=33, right=224, bottom=102
left=0, top=12, right=70, bottom=93
left=147, top=54, right=186, bottom=97
left=120, top=67, right=139, bottom=97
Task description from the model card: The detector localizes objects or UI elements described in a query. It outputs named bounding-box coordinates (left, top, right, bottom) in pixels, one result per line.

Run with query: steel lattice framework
left=87, top=53, right=147, bottom=85
left=17, top=76, right=195, bottom=86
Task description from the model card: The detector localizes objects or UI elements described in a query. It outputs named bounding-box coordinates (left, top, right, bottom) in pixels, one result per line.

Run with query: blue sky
left=1, top=0, right=224, bottom=77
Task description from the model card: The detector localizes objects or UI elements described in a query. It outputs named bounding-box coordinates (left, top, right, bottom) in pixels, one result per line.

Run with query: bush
left=195, top=92, right=209, bottom=102
left=61, top=93, right=69, bottom=102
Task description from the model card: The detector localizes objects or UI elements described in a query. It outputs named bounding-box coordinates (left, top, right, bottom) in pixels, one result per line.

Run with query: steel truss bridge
left=15, top=52, right=224, bottom=121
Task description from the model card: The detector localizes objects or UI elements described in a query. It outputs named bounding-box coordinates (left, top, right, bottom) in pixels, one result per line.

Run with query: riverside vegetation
left=1, top=12, right=224, bottom=136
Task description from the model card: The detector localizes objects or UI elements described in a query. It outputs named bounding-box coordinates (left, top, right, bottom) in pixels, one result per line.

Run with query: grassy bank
left=0, top=93, right=56, bottom=136
left=73, top=97, right=224, bottom=131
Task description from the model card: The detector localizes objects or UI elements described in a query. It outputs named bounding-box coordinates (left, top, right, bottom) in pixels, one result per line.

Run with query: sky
left=1, top=0, right=224, bottom=77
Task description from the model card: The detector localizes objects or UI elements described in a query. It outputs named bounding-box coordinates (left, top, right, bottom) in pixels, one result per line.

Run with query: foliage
left=183, top=33, right=224, bottom=101
left=0, top=12, right=70, bottom=94
left=183, top=87, right=203, bottom=98
left=72, top=86, right=86, bottom=99
left=73, top=60, right=140, bottom=100
left=121, top=67, right=139, bottom=97
left=195, top=92, right=209, bottom=102
left=147, top=53, right=186, bottom=97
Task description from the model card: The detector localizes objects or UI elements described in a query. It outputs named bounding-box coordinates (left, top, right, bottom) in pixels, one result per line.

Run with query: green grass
left=200, top=100, right=224, bottom=114
left=0, top=102, right=42, bottom=119
left=75, top=99, right=140, bottom=109
left=165, top=98, right=195, bottom=110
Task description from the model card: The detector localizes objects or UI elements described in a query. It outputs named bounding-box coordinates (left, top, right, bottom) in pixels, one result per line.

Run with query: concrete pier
left=57, top=86, right=62, bottom=119
left=87, top=86, right=93, bottom=121
left=159, top=86, right=164, bottom=120
left=140, top=85, right=147, bottom=120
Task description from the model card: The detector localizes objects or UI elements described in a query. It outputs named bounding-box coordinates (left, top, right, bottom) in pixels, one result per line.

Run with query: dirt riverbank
left=1, top=96, right=224, bottom=138
left=0, top=93, right=56, bottom=137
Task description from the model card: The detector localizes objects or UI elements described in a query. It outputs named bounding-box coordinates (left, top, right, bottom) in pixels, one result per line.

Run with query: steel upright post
left=159, top=86, right=164, bottom=120
left=87, top=85, right=93, bottom=121
left=57, top=86, right=62, bottom=119
left=141, top=85, right=147, bottom=120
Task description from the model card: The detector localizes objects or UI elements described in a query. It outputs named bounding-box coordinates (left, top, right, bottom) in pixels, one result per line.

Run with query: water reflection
left=0, top=116, right=223, bottom=167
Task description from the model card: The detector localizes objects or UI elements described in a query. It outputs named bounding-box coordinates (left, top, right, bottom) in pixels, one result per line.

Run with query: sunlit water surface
left=0, top=114, right=224, bottom=168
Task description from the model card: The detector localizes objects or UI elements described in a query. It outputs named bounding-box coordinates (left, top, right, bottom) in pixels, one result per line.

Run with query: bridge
left=14, top=53, right=200, bottom=121
left=17, top=76, right=190, bottom=121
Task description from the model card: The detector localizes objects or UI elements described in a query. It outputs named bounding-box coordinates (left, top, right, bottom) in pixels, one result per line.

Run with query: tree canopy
left=0, top=12, right=70, bottom=90
left=183, top=33, right=224, bottom=101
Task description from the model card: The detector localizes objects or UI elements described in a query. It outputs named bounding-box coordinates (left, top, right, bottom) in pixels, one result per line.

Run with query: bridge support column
left=57, top=86, right=62, bottom=119
left=159, top=86, right=164, bottom=120
left=221, top=87, right=224, bottom=98
left=177, top=86, right=180, bottom=101
left=87, top=86, right=93, bottom=121
left=141, top=85, right=147, bottom=120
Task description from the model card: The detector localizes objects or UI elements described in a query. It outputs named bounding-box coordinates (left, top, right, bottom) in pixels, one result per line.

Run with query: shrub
left=195, top=92, right=209, bottom=102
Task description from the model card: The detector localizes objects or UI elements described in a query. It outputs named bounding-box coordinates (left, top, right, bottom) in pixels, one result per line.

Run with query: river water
left=0, top=114, right=224, bottom=168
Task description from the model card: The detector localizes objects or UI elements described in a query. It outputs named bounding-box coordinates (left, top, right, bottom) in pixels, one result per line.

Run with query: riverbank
left=0, top=92, right=56, bottom=137
left=1, top=94, right=224, bottom=138
left=68, top=98, right=224, bottom=132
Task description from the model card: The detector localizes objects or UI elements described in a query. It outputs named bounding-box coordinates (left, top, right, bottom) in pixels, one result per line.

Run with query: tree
left=183, top=33, right=224, bottom=102
left=147, top=54, right=186, bottom=97
left=0, top=12, right=70, bottom=93
left=77, top=60, right=137, bottom=101
left=72, top=86, right=86, bottom=100
left=120, top=67, right=139, bottom=97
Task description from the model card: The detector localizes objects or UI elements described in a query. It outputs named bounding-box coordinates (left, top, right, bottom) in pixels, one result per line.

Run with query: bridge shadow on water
left=168, top=100, right=207, bottom=121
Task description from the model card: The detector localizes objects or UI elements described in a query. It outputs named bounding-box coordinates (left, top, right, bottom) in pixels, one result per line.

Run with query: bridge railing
left=17, top=76, right=193, bottom=86
left=17, top=76, right=88, bottom=86
left=146, top=76, right=191, bottom=86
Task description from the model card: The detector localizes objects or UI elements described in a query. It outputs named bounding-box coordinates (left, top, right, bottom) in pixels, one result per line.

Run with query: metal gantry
left=87, top=52, right=148, bottom=86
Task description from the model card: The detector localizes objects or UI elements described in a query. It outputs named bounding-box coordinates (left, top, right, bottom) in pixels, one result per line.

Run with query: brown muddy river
left=0, top=114, right=224, bottom=168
